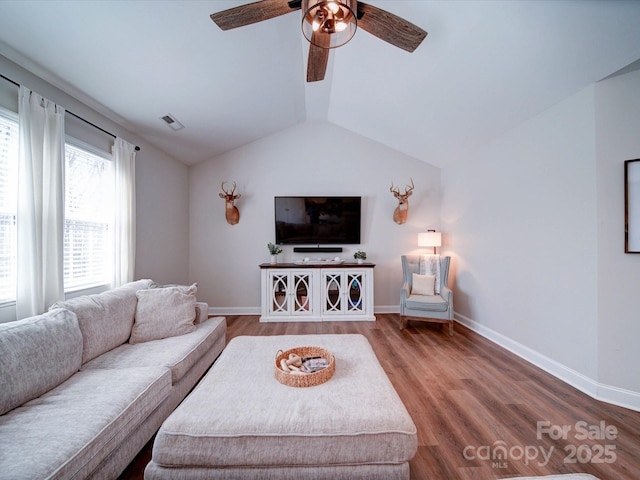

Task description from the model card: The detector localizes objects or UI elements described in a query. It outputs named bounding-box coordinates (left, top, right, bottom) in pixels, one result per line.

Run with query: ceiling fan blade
left=356, top=2, right=427, bottom=52
left=307, top=32, right=330, bottom=82
left=211, top=0, right=300, bottom=31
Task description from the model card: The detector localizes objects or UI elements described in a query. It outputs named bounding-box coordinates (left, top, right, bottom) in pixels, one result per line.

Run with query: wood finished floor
left=119, top=315, right=640, bottom=480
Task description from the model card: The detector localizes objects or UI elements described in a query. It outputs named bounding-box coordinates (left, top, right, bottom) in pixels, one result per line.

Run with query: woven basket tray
left=274, top=346, right=335, bottom=388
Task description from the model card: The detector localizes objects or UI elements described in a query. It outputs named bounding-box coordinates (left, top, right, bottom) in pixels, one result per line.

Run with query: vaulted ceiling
left=1, top=1, right=639, bottom=168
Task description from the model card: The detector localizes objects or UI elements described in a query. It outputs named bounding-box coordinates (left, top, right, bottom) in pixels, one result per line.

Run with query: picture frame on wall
left=625, top=159, right=640, bottom=253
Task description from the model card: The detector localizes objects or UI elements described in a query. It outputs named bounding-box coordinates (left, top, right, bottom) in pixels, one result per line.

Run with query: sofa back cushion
left=0, top=308, right=82, bottom=415
left=51, top=280, right=153, bottom=363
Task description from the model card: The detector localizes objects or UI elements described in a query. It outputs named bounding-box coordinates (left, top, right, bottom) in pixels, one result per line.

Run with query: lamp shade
left=418, top=231, right=441, bottom=248
left=302, top=0, right=357, bottom=49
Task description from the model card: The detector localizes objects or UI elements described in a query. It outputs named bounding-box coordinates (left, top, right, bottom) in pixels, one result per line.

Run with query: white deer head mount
left=390, top=178, right=414, bottom=225
left=219, top=181, right=241, bottom=225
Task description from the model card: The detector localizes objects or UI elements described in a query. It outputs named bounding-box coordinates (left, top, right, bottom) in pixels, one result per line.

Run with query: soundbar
left=293, top=247, right=343, bottom=253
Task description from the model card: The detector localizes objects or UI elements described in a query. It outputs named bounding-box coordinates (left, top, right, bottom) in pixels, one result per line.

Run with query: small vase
left=357, top=258, right=364, bottom=264
left=270, top=255, right=277, bottom=264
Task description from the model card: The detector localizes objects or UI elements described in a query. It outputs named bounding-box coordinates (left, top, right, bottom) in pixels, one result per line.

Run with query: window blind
left=64, top=143, right=113, bottom=290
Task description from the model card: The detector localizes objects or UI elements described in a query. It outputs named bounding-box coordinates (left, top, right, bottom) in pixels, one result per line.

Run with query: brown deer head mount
left=390, top=178, right=414, bottom=225
left=219, top=181, right=241, bottom=225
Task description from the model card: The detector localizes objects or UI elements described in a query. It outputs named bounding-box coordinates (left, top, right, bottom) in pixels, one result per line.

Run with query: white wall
left=189, top=121, right=441, bottom=313
left=595, top=69, right=640, bottom=400
left=133, top=141, right=190, bottom=285
left=442, top=85, right=599, bottom=381
left=0, top=54, right=190, bottom=290
left=442, top=70, right=640, bottom=410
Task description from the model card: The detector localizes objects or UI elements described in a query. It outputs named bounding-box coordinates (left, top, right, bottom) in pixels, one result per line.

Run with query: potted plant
left=267, top=242, right=283, bottom=264
left=353, top=249, right=367, bottom=264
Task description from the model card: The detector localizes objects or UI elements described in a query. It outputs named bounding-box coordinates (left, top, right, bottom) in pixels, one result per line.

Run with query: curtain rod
left=0, top=73, right=140, bottom=151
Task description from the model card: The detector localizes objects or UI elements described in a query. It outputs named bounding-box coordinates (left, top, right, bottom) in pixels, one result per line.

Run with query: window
left=0, top=111, right=113, bottom=304
left=0, top=110, right=18, bottom=304
left=64, top=142, right=113, bottom=291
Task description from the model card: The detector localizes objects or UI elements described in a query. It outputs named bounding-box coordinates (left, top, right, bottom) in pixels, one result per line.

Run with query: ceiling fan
left=210, top=0, right=427, bottom=82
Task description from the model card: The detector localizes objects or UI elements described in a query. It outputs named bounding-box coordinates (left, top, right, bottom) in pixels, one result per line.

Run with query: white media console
left=259, top=262, right=375, bottom=322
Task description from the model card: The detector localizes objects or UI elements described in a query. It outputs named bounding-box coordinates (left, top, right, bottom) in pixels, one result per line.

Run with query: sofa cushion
left=120, top=278, right=155, bottom=291
left=148, top=285, right=206, bottom=323
left=0, top=308, right=82, bottom=416
left=129, top=285, right=197, bottom=344
left=405, top=294, right=450, bottom=312
left=51, top=280, right=152, bottom=363
left=85, top=315, right=226, bottom=384
left=0, top=366, right=171, bottom=480
left=149, top=282, right=197, bottom=292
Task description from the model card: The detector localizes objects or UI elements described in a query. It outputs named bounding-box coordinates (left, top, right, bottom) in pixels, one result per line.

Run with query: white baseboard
left=373, top=305, right=400, bottom=314
left=209, top=306, right=260, bottom=316
left=455, top=312, right=640, bottom=412
left=596, top=383, right=640, bottom=412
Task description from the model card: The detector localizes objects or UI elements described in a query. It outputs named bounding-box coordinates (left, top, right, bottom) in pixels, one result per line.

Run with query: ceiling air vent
left=160, top=113, right=184, bottom=131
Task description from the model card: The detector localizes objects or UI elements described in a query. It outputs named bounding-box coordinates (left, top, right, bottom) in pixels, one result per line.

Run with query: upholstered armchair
left=400, top=255, right=454, bottom=335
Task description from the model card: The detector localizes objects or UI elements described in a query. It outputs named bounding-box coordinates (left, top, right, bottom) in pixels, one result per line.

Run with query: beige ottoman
left=145, top=334, right=417, bottom=480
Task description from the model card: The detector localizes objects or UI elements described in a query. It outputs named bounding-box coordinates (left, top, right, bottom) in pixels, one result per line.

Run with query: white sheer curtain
left=111, top=137, right=136, bottom=288
left=16, top=86, right=65, bottom=319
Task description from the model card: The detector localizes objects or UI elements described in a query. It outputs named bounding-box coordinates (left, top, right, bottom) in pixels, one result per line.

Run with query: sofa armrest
left=194, top=302, right=209, bottom=324
left=440, top=286, right=452, bottom=301
left=440, top=286, right=453, bottom=319
left=401, top=282, right=411, bottom=300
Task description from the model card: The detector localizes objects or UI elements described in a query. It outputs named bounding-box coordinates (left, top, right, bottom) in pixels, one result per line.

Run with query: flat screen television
left=275, top=196, right=361, bottom=245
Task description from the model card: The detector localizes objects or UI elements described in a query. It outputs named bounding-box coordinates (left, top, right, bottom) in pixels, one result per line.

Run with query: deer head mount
left=390, top=178, right=414, bottom=225
left=219, top=181, right=241, bottom=225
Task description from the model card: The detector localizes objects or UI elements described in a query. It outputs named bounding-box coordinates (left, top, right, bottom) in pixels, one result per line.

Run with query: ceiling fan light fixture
left=302, top=0, right=357, bottom=49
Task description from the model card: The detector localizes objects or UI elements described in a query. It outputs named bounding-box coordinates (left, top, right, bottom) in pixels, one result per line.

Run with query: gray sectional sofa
left=0, top=279, right=227, bottom=480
